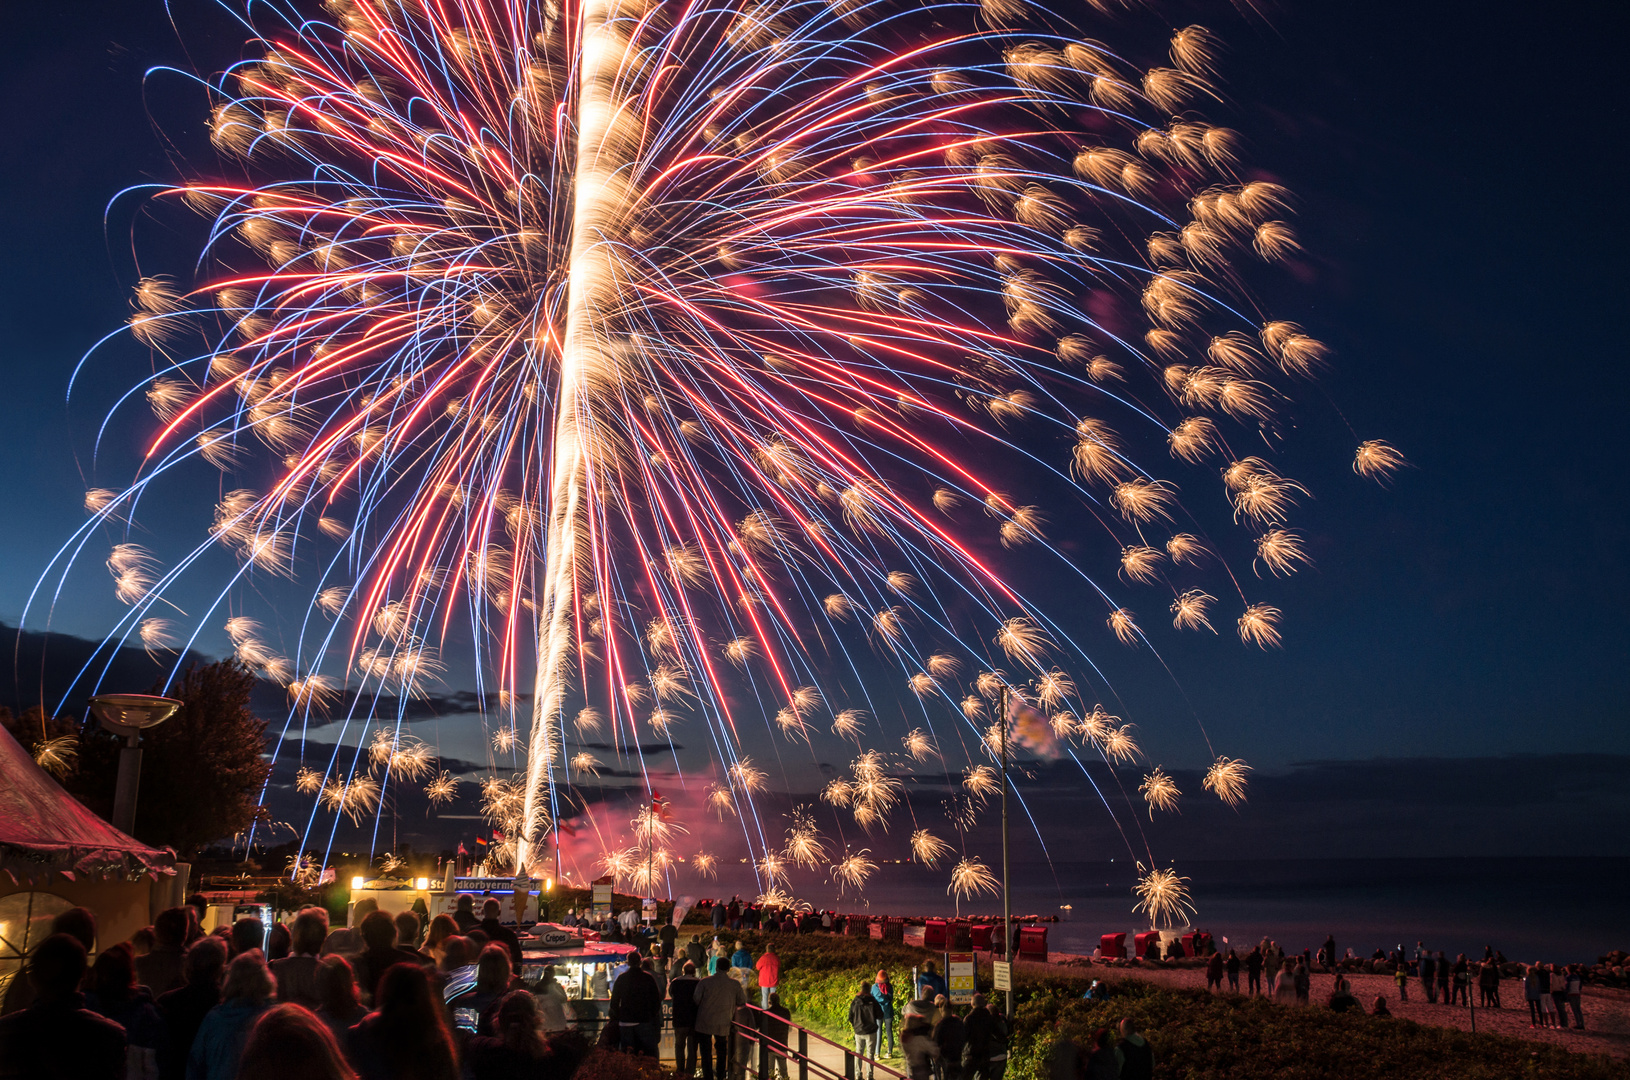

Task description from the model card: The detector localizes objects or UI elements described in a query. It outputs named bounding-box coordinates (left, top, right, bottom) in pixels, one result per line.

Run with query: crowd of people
left=0, top=894, right=860, bottom=1080
left=0, top=895, right=590, bottom=1080
left=1184, top=937, right=1589, bottom=1030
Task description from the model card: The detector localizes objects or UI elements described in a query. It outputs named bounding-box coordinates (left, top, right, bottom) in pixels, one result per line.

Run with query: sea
left=830, top=857, right=1630, bottom=964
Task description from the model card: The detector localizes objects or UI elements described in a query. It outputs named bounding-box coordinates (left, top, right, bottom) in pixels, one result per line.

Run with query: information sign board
left=992, top=960, right=1012, bottom=992
left=947, top=952, right=977, bottom=1004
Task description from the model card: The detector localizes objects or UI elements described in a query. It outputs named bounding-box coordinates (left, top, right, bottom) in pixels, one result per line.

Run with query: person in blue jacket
left=872, top=969, right=896, bottom=1057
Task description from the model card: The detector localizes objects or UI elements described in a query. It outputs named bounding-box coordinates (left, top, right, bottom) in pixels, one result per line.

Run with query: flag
left=1007, top=693, right=1059, bottom=759
left=492, top=829, right=506, bottom=843
left=457, top=842, right=469, bottom=857
left=652, top=792, right=672, bottom=820
left=555, top=820, right=578, bottom=837
left=317, top=867, right=336, bottom=886
left=474, top=835, right=488, bottom=848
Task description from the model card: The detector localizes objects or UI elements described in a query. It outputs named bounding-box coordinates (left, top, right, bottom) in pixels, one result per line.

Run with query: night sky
left=1, top=0, right=1626, bottom=864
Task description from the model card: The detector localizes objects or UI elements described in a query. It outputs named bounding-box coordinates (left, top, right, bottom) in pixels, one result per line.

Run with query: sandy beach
left=1033, top=955, right=1630, bottom=1060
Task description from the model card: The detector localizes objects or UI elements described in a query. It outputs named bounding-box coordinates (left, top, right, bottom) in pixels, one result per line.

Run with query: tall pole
left=111, top=733, right=143, bottom=835
left=1000, top=684, right=1012, bottom=1021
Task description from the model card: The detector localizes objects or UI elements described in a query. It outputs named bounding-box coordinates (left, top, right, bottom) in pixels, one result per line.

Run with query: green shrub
left=697, top=931, right=1622, bottom=1080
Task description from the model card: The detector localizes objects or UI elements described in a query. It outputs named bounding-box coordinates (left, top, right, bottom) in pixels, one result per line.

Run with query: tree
left=0, top=659, right=271, bottom=856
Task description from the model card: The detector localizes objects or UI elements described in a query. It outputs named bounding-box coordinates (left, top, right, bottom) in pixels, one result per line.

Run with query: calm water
left=826, top=857, right=1630, bottom=964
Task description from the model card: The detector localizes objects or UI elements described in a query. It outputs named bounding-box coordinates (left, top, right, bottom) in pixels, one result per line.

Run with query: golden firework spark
left=1170, top=590, right=1217, bottom=633
left=1108, top=608, right=1141, bottom=647
left=31, top=736, right=78, bottom=779
left=1203, top=756, right=1252, bottom=807
left=425, top=771, right=460, bottom=806
left=1353, top=439, right=1408, bottom=482
left=1033, top=668, right=1075, bottom=708
left=902, top=728, right=937, bottom=761
left=910, top=829, right=953, bottom=867
left=1237, top=603, right=1283, bottom=648
left=691, top=851, right=719, bottom=878
left=493, top=726, right=519, bottom=753
left=831, top=708, right=866, bottom=739
left=963, top=765, right=1000, bottom=800
left=294, top=765, right=323, bottom=795
left=1255, top=528, right=1310, bottom=577
left=707, top=784, right=737, bottom=819
left=1140, top=767, right=1181, bottom=816
left=1102, top=725, right=1141, bottom=764
left=949, top=857, right=999, bottom=902
left=831, top=850, right=877, bottom=893
left=757, top=851, right=790, bottom=886
left=821, top=778, right=854, bottom=808
left=729, top=757, right=768, bottom=794
left=571, top=752, right=602, bottom=777
left=783, top=808, right=827, bottom=869
left=1133, top=864, right=1196, bottom=930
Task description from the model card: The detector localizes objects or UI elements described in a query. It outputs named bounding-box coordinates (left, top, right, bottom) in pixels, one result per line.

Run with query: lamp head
left=88, top=694, right=182, bottom=737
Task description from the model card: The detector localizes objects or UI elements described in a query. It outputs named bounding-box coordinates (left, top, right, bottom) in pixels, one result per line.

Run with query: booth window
left=0, top=892, right=81, bottom=998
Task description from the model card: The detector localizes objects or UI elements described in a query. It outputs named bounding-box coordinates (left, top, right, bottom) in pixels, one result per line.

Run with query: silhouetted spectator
left=354, top=911, right=422, bottom=1004
left=1115, top=1018, right=1153, bottom=1080
left=189, top=949, right=276, bottom=1079
left=348, top=963, right=459, bottom=1080
left=313, top=956, right=367, bottom=1048
left=156, top=936, right=228, bottom=1080
left=478, top=900, right=523, bottom=968
left=273, top=908, right=330, bottom=1008
left=0, top=933, right=126, bottom=1080
left=84, top=942, right=165, bottom=1075
left=238, top=1003, right=357, bottom=1080
left=137, top=907, right=191, bottom=997
left=230, top=917, right=266, bottom=958
left=466, top=991, right=587, bottom=1080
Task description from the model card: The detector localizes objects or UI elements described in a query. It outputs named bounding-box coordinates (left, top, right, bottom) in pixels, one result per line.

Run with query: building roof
left=0, top=724, right=176, bottom=883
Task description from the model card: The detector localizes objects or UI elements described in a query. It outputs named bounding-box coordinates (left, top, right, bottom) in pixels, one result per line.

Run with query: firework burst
left=46, top=0, right=1400, bottom=910
left=1134, top=864, right=1197, bottom=931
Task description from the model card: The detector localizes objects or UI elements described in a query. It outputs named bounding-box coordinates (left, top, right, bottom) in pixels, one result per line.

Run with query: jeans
left=1247, top=972, right=1261, bottom=995
left=878, top=1013, right=895, bottom=1056
left=1423, top=977, right=1436, bottom=1003
left=621, top=1021, right=660, bottom=1057
left=1568, top=995, right=1583, bottom=1027
left=699, top=1034, right=731, bottom=1080
left=854, top=1032, right=879, bottom=1075
left=761, top=986, right=776, bottom=1008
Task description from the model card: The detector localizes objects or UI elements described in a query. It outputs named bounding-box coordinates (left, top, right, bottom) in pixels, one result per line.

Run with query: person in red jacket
left=755, top=946, right=781, bottom=1008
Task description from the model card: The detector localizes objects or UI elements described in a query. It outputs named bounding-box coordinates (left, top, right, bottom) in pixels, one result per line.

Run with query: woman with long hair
left=466, top=991, right=587, bottom=1079
left=189, top=950, right=277, bottom=1080
left=239, top=1003, right=356, bottom=1080
left=348, top=963, right=459, bottom=1080
left=424, top=915, right=459, bottom=965
left=313, top=955, right=367, bottom=1047
left=448, top=944, right=518, bottom=1036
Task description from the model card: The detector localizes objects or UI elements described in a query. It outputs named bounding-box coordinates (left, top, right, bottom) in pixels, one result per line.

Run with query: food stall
left=519, top=936, right=638, bottom=1033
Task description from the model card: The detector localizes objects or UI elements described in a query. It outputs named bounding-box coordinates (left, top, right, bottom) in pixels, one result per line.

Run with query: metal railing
left=730, top=1004, right=908, bottom=1080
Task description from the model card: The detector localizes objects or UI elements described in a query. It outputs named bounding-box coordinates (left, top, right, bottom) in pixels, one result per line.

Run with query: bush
left=1005, top=978, right=1623, bottom=1080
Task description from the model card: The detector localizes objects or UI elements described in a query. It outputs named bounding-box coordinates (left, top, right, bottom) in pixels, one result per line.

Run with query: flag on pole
left=1007, top=692, right=1059, bottom=759
left=474, top=835, right=488, bottom=848
left=554, top=820, right=578, bottom=837
left=457, top=842, right=469, bottom=857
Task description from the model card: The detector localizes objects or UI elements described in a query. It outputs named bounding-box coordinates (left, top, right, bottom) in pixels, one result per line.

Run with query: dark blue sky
left=2, top=0, right=1627, bottom=851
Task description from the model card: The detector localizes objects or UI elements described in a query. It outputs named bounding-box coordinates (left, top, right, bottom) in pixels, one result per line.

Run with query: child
left=1393, top=962, right=1409, bottom=1002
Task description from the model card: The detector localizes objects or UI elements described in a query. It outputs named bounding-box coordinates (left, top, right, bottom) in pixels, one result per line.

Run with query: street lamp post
left=999, top=684, right=1013, bottom=1021
left=87, top=694, right=182, bottom=835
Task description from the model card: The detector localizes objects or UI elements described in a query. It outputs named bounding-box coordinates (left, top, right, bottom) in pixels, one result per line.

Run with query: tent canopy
left=0, top=724, right=175, bottom=881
